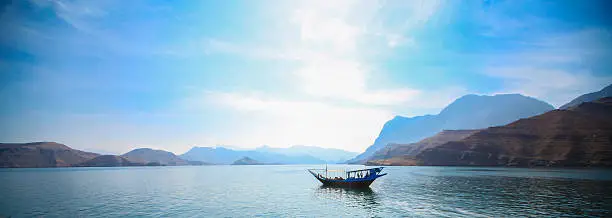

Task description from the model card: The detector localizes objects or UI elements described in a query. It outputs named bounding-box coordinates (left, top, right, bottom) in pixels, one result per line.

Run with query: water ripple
left=1, top=166, right=611, bottom=217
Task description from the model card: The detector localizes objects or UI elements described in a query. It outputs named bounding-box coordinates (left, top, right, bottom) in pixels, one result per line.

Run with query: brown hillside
left=74, top=155, right=145, bottom=167
left=0, top=142, right=99, bottom=168
left=417, top=98, right=612, bottom=167
left=367, top=130, right=480, bottom=165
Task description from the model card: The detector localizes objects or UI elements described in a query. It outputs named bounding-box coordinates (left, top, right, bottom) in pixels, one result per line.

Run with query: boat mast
left=325, top=164, right=328, bottom=178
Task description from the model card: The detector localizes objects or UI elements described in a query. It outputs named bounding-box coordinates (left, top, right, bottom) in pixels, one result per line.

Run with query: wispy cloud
left=294, top=59, right=421, bottom=105
left=485, top=66, right=611, bottom=107
left=200, top=91, right=393, bottom=152
left=482, top=27, right=612, bottom=106
left=186, top=0, right=451, bottom=150
left=29, top=0, right=106, bottom=34
left=286, top=0, right=442, bottom=105
left=1, top=110, right=212, bottom=154
left=202, top=38, right=295, bottom=60
left=7, top=0, right=609, bottom=154
left=20, top=0, right=176, bottom=58
left=200, top=0, right=443, bottom=107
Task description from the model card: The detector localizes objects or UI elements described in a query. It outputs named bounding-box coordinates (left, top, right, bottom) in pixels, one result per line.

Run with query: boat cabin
left=307, top=167, right=386, bottom=188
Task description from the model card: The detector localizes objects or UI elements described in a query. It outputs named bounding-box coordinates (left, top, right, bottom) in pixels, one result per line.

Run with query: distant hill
left=74, top=155, right=145, bottom=167
left=560, top=84, right=612, bottom=109
left=122, top=148, right=189, bottom=166
left=180, top=146, right=325, bottom=164
left=255, top=145, right=357, bottom=163
left=231, top=157, right=263, bottom=165
left=416, top=97, right=612, bottom=167
left=0, top=142, right=99, bottom=168
left=0, top=142, right=212, bottom=168
left=367, top=130, right=480, bottom=165
left=349, top=94, right=554, bottom=163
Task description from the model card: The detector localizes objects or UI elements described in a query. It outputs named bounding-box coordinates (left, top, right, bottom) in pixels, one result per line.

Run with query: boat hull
left=308, top=169, right=385, bottom=189
left=318, top=178, right=374, bottom=189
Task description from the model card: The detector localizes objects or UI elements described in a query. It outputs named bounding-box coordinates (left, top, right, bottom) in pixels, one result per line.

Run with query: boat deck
left=307, top=167, right=386, bottom=188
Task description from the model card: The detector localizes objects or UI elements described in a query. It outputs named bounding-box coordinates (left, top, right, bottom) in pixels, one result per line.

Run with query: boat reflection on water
left=314, top=186, right=381, bottom=211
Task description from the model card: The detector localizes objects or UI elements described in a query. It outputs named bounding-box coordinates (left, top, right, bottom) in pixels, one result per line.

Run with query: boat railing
left=307, top=167, right=385, bottom=180
left=307, top=168, right=348, bottom=180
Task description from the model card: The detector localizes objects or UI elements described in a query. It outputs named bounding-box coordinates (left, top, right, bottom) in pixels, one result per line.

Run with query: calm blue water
left=1, top=165, right=611, bottom=217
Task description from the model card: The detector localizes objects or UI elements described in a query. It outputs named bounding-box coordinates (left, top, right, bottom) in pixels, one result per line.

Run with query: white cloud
left=203, top=91, right=393, bottom=152
left=200, top=0, right=445, bottom=109
left=1, top=111, right=213, bottom=154
left=194, top=83, right=471, bottom=151
left=468, top=1, right=612, bottom=107
left=30, top=0, right=107, bottom=33
left=294, top=59, right=421, bottom=105
left=203, top=38, right=292, bottom=60
left=190, top=0, right=448, bottom=152
left=283, top=0, right=438, bottom=107
left=374, top=0, right=441, bottom=48
left=386, top=34, right=416, bottom=48
left=483, top=28, right=612, bottom=107
left=292, top=8, right=362, bottom=53
left=484, top=66, right=612, bottom=107
left=400, top=86, right=472, bottom=114
left=394, top=0, right=442, bottom=27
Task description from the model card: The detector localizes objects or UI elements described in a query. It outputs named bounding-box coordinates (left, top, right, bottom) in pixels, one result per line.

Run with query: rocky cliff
left=560, top=84, right=612, bottom=109
left=122, top=148, right=189, bottom=166
left=0, top=142, right=99, bottom=168
left=367, top=130, right=480, bottom=165
left=349, top=94, right=554, bottom=163
left=417, top=98, right=612, bottom=167
left=231, top=156, right=263, bottom=165
left=74, top=155, right=145, bottom=167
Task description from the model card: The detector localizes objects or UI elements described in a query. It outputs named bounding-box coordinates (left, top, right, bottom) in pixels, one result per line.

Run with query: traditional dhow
left=307, top=167, right=387, bottom=188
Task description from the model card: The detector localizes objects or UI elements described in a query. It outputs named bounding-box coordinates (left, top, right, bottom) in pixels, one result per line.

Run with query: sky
left=1, top=0, right=611, bottom=154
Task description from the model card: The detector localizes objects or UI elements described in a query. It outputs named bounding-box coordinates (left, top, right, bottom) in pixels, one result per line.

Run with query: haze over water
left=1, top=165, right=611, bottom=217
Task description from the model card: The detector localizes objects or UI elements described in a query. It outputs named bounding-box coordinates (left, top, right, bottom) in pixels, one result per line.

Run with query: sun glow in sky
left=1, top=0, right=611, bottom=154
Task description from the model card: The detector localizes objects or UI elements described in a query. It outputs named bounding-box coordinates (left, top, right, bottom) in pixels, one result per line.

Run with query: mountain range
left=255, top=145, right=358, bottom=163
left=0, top=142, right=99, bottom=168
left=0, top=143, right=356, bottom=167
left=179, top=146, right=326, bottom=164
left=560, top=84, right=612, bottom=109
left=0, top=143, right=192, bottom=167
left=231, top=157, right=264, bottom=165
left=73, top=155, right=146, bottom=167
left=366, top=130, right=481, bottom=165
left=415, top=97, right=612, bottom=167
left=349, top=94, right=555, bottom=163
left=178, top=145, right=358, bottom=164
left=122, top=148, right=190, bottom=166
left=366, top=84, right=612, bottom=167
left=3, top=84, right=611, bottom=168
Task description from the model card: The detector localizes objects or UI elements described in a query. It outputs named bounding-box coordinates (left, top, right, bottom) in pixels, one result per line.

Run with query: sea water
left=1, top=165, right=611, bottom=217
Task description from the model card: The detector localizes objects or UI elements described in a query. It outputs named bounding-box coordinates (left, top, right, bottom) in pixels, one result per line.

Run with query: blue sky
left=1, top=0, right=611, bottom=154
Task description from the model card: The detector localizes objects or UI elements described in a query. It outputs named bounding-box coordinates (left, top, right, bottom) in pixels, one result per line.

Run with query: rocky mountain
left=560, top=84, right=612, bottom=109
left=122, top=148, right=189, bottom=166
left=74, top=155, right=145, bottom=167
left=416, top=97, right=612, bottom=167
left=349, top=94, right=554, bottom=163
left=255, top=145, right=358, bottom=163
left=367, top=130, right=481, bottom=165
left=231, top=157, right=263, bottom=165
left=180, top=146, right=325, bottom=164
left=0, top=142, right=211, bottom=168
left=0, top=142, right=99, bottom=168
